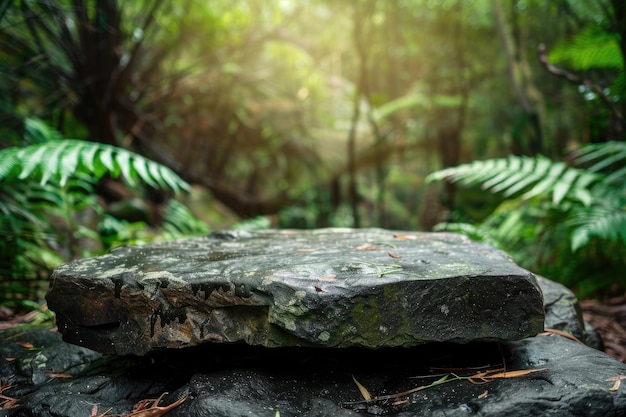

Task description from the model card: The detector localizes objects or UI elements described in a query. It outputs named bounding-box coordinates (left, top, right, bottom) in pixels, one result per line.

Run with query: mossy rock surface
left=47, top=228, right=544, bottom=355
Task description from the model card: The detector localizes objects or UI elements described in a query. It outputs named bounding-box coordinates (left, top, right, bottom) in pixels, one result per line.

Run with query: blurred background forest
left=1, top=0, right=625, bottom=312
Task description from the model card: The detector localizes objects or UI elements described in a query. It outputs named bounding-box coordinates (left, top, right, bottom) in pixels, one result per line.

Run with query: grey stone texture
left=2, top=230, right=625, bottom=416
left=46, top=228, right=545, bottom=355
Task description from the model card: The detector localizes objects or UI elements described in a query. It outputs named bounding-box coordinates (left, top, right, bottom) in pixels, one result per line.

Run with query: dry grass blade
left=352, top=375, right=372, bottom=401
left=468, top=368, right=548, bottom=384
left=0, top=394, right=18, bottom=410
left=606, top=375, right=626, bottom=392
left=45, top=373, right=73, bottom=379
left=343, top=366, right=548, bottom=406
left=87, top=393, right=189, bottom=417
left=541, top=328, right=585, bottom=345
left=123, top=393, right=189, bottom=417
left=0, top=380, right=18, bottom=410
left=90, top=404, right=113, bottom=417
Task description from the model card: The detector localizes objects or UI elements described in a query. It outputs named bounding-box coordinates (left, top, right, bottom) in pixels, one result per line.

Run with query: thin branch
left=537, top=43, right=624, bottom=123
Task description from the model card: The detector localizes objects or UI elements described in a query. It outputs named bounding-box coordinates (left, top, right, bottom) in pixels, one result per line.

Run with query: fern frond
left=162, top=200, right=210, bottom=236
left=432, top=222, right=500, bottom=248
left=426, top=155, right=601, bottom=205
left=24, top=118, right=63, bottom=143
left=573, top=141, right=626, bottom=185
left=548, top=24, right=623, bottom=70
left=0, top=139, right=190, bottom=193
left=570, top=205, right=626, bottom=252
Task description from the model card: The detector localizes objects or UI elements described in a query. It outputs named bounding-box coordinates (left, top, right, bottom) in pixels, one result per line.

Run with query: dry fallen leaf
left=0, top=381, right=18, bottom=410
left=387, top=251, right=401, bottom=259
left=45, top=373, right=73, bottom=379
left=393, top=234, right=417, bottom=240
left=318, top=274, right=336, bottom=281
left=478, top=390, right=489, bottom=399
left=86, top=392, right=189, bottom=417
left=606, top=375, right=626, bottom=392
left=541, top=328, right=585, bottom=345
left=353, top=244, right=379, bottom=251
left=124, top=393, right=189, bottom=417
left=90, top=404, right=112, bottom=417
left=16, top=342, right=34, bottom=349
left=469, top=368, right=548, bottom=384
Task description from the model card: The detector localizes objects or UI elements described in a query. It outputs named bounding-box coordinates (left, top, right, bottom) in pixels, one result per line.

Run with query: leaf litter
left=88, top=392, right=188, bottom=417
left=346, top=366, right=548, bottom=406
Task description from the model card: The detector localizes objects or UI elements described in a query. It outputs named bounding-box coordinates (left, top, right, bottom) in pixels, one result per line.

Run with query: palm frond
left=0, top=139, right=190, bottom=192
left=426, top=155, right=600, bottom=205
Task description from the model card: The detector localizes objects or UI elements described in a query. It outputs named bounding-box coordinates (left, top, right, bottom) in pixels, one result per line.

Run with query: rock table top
left=46, top=228, right=544, bottom=355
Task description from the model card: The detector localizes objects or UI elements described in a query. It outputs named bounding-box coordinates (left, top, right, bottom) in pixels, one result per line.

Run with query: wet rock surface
left=46, top=229, right=544, bottom=355
left=2, top=319, right=626, bottom=416
left=5, top=230, right=622, bottom=416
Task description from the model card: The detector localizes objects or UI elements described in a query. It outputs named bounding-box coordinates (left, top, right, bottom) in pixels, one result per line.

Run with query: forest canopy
left=1, top=0, right=625, bottom=297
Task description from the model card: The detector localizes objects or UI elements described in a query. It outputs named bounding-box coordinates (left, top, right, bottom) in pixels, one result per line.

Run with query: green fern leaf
left=522, top=162, right=566, bottom=200
left=428, top=155, right=599, bottom=206
left=605, top=166, right=626, bottom=185
left=499, top=169, right=542, bottom=196
left=574, top=142, right=626, bottom=185
left=552, top=169, right=579, bottom=205
left=113, top=150, right=137, bottom=187
left=39, top=140, right=67, bottom=186
left=59, top=141, right=84, bottom=186
left=160, top=166, right=191, bottom=193
left=1, top=139, right=189, bottom=192
left=148, top=161, right=169, bottom=190
left=570, top=206, right=626, bottom=251
left=17, top=144, right=48, bottom=180
left=131, top=157, right=158, bottom=188
left=24, top=118, right=62, bottom=143
left=548, top=24, right=623, bottom=70
left=80, top=141, right=99, bottom=174
left=99, top=146, right=118, bottom=176
left=496, top=157, right=544, bottom=194
left=0, top=148, right=20, bottom=180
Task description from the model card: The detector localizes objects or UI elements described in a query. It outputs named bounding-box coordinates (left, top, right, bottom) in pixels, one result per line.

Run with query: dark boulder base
left=3, top=230, right=622, bottom=416
left=1, top=325, right=626, bottom=417
left=1, top=277, right=625, bottom=417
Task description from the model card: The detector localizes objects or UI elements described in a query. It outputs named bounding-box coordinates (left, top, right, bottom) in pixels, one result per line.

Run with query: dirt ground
left=581, top=297, right=626, bottom=363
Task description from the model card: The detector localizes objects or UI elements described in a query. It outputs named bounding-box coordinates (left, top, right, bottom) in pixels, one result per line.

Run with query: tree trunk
left=491, top=0, right=546, bottom=155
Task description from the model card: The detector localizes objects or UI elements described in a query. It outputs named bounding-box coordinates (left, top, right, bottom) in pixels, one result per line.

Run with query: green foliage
left=162, top=200, right=211, bottom=237
left=548, top=25, right=623, bottom=71
left=0, top=119, right=204, bottom=305
left=1, top=121, right=190, bottom=192
left=427, top=155, right=600, bottom=207
left=233, top=216, right=272, bottom=231
left=427, top=143, right=626, bottom=296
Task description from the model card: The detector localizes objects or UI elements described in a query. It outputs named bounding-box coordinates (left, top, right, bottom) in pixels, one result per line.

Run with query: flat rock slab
left=46, top=229, right=544, bottom=355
